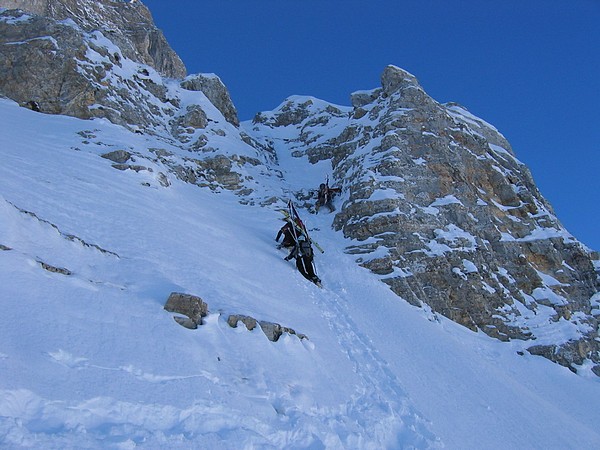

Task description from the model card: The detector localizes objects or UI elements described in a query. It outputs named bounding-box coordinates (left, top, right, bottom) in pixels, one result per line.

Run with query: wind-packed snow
left=1, top=98, right=600, bottom=449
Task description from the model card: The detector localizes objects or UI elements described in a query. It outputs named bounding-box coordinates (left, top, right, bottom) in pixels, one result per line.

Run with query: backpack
left=299, top=240, right=313, bottom=258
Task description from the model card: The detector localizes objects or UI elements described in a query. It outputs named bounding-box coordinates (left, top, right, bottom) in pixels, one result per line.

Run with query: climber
left=275, top=220, right=296, bottom=249
left=284, top=236, right=321, bottom=286
left=315, top=182, right=340, bottom=213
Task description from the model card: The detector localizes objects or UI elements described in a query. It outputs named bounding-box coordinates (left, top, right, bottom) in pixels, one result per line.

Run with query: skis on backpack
left=279, top=201, right=324, bottom=253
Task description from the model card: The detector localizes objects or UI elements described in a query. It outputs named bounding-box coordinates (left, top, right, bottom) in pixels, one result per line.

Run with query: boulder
left=164, top=292, right=208, bottom=328
left=101, top=150, right=132, bottom=164
left=227, top=314, right=257, bottom=331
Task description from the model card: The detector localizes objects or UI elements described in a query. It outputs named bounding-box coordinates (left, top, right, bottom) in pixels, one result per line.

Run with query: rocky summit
left=1, top=0, right=599, bottom=375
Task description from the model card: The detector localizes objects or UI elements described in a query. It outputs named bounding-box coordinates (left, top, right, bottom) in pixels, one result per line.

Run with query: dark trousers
left=296, top=256, right=318, bottom=281
left=316, top=198, right=335, bottom=213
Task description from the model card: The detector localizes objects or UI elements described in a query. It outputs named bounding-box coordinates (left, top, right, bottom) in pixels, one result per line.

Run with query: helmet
left=319, top=183, right=326, bottom=189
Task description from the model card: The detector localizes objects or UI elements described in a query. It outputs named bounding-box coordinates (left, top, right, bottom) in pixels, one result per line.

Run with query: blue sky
left=143, top=0, right=599, bottom=251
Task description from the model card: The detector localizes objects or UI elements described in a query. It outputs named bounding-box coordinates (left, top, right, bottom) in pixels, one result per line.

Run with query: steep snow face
left=2, top=97, right=600, bottom=449
left=244, top=66, right=600, bottom=375
left=3, top=0, right=599, bottom=376
left=2, top=2, right=598, bottom=379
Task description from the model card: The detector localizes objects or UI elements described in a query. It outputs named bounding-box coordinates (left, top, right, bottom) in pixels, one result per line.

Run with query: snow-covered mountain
left=1, top=1, right=600, bottom=448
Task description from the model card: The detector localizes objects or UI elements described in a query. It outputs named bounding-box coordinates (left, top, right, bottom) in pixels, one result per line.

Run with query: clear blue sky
left=143, top=0, right=599, bottom=251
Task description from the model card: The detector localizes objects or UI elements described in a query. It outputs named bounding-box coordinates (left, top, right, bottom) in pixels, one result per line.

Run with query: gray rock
left=0, top=0, right=186, bottom=78
left=351, top=89, right=381, bottom=108
left=181, top=74, right=239, bottom=126
left=227, top=314, right=307, bottom=342
left=0, top=9, right=165, bottom=130
left=111, top=164, right=149, bottom=172
left=190, top=155, right=244, bottom=191
left=259, top=321, right=283, bottom=342
left=173, top=316, right=198, bottom=330
left=164, top=292, right=208, bottom=327
left=380, top=65, right=422, bottom=96
left=101, top=150, right=131, bottom=164
left=39, top=260, right=72, bottom=275
left=157, top=172, right=170, bottom=187
left=227, top=314, right=258, bottom=331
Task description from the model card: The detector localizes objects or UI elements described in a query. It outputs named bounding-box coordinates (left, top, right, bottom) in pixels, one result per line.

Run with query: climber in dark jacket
left=285, top=237, right=321, bottom=286
left=276, top=221, right=296, bottom=248
left=315, top=183, right=341, bottom=213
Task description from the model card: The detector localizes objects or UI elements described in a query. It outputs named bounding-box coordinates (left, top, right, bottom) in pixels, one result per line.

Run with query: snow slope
left=1, top=98, right=599, bottom=449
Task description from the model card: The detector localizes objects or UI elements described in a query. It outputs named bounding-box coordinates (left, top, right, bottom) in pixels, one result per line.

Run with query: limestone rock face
left=246, top=65, right=600, bottom=374
left=0, top=3, right=241, bottom=135
left=0, top=8, right=172, bottom=128
left=0, top=0, right=186, bottom=78
left=1, top=10, right=92, bottom=117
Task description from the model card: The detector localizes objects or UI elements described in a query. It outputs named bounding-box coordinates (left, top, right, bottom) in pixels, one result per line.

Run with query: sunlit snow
left=1, top=98, right=600, bottom=448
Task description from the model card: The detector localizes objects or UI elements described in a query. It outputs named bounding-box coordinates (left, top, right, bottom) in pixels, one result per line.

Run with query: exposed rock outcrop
left=0, top=4, right=241, bottom=135
left=164, top=294, right=307, bottom=341
left=0, top=7, right=174, bottom=129
left=39, top=260, right=72, bottom=275
left=181, top=74, right=240, bottom=127
left=101, top=150, right=132, bottom=164
left=227, top=314, right=308, bottom=342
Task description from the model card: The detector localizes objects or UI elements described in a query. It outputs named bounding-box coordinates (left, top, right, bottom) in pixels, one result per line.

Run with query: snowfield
left=1, top=98, right=599, bottom=449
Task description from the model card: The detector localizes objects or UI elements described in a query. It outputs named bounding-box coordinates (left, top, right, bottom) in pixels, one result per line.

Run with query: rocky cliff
left=1, top=1, right=598, bottom=374
left=0, top=0, right=240, bottom=131
left=0, top=0, right=185, bottom=78
left=246, top=66, right=600, bottom=374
